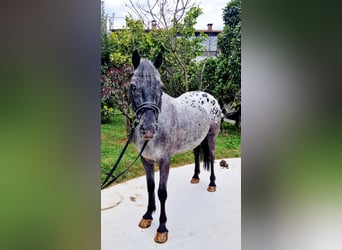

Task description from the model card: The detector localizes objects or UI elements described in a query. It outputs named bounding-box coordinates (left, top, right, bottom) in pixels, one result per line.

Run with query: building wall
left=194, top=24, right=222, bottom=61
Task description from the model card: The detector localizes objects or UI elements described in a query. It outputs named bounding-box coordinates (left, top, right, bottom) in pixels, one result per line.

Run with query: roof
left=195, top=29, right=223, bottom=33
left=110, top=29, right=223, bottom=35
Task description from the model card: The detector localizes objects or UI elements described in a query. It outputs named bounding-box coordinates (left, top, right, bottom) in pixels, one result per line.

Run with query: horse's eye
left=131, top=84, right=136, bottom=91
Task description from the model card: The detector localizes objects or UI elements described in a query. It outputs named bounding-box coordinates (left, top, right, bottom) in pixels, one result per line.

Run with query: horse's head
left=130, top=50, right=163, bottom=140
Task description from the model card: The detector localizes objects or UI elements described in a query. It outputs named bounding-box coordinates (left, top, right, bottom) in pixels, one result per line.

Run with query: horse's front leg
left=154, top=158, right=170, bottom=244
left=138, top=156, right=155, bottom=229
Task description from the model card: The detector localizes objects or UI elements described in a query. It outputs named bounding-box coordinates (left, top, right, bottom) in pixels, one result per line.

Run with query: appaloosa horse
left=130, top=50, right=222, bottom=243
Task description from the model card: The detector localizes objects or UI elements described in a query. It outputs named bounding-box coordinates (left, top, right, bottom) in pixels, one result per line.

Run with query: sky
left=103, top=0, right=229, bottom=30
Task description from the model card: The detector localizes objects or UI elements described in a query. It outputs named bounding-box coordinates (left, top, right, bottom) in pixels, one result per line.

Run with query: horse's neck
left=161, top=92, right=186, bottom=115
left=161, top=92, right=173, bottom=103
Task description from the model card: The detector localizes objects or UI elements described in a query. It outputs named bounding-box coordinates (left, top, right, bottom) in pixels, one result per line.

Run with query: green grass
left=101, top=114, right=240, bottom=185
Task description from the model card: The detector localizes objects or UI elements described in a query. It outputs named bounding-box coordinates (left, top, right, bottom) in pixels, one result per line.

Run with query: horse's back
left=177, top=91, right=222, bottom=126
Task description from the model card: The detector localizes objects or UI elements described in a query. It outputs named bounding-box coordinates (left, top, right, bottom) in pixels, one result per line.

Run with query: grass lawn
left=101, top=113, right=240, bottom=185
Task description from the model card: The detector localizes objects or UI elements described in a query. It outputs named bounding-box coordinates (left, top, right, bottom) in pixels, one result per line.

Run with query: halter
left=129, top=58, right=163, bottom=124
left=134, top=102, right=161, bottom=122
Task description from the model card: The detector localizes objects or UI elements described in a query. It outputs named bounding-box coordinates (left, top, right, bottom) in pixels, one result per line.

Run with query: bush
left=101, top=101, right=114, bottom=124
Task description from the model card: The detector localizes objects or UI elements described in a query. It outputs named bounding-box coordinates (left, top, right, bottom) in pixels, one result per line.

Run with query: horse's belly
left=172, top=109, right=210, bottom=154
left=159, top=103, right=211, bottom=155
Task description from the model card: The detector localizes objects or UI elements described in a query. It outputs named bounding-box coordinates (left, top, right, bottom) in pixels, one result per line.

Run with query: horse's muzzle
left=139, top=124, right=158, bottom=139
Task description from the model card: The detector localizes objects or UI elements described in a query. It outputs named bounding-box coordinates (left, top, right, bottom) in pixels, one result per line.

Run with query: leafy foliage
left=217, top=0, right=241, bottom=104
left=188, top=57, right=218, bottom=92
left=100, top=6, right=207, bottom=132
left=101, top=1, right=110, bottom=65
left=222, top=0, right=241, bottom=28
left=186, top=0, right=241, bottom=128
left=101, top=102, right=114, bottom=124
left=101, top=1, right=241, bottom=129
left=100, top=17, right=161, bottom=130
left=216, top=0, right=241, bottom=126
left=161, top=7, right=206, bottom=95
left=101, top=64, right=133, bottom=132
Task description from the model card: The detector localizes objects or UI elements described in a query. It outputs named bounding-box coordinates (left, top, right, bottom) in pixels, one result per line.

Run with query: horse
left=129, top=50, right=222, bottom=243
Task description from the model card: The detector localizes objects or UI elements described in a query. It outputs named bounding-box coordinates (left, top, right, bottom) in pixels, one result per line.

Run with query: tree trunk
left=124, top=115, right=131, bottom=135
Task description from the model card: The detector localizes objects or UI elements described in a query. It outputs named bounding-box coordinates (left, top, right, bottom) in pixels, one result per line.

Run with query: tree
left=101, top=64, right=133, bottom=132
left=218, top=0, right=241, bottom=97
left=125, top=0, right=206, bottom=94
left=187, top=0, right=241, bottom=128
left=188, top=57, right=219, bottom=92
left=101, top=4, right=208, bottom=131
left=161, top=7, right=206, bottom=94
left=217, top=0, right=241, bottom=127
left=101, top=1, right=110, bottom=65
left=125, top=0, right=196, bottom=30
left=101, top=18, right=158, bottom=132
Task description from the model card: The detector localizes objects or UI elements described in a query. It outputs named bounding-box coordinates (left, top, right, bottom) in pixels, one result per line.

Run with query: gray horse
left=130, top=50, right=222, bottom=243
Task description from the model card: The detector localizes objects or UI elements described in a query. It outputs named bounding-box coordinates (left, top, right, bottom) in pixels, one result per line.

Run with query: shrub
left=101, top=101, right=114, bottom=124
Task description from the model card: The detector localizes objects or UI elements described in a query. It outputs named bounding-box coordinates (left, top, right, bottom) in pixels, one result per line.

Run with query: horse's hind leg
left=207, top=126, right=220, bottom=192
left=207, top=158, right=216, bottom=192
left=190, top=146, right=201, bottom=184
left=139, top=156, right=156, bottom=229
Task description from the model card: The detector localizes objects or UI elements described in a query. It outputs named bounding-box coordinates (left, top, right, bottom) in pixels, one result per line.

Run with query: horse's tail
left=200, top=136, right=211, bottom=171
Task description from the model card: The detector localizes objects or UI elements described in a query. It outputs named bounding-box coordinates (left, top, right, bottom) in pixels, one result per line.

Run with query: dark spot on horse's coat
left=202, top=93, right=207, bottom=97
left=201, top=101, right=204, bottom=105
left=207, top=98, right=209, bottom=102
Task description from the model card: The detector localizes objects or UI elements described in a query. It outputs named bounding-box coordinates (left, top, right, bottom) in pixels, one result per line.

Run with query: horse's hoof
left=207, top=186, right=216, bottom=192
left=154, top=232, right=168, bottom=243
left=138, top=218, right=152, bottom=228
left=190, top=178, right=200, bottom=184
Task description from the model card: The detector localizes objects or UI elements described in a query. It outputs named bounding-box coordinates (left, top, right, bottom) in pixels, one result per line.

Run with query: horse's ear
left=132, top=50, right=140, bottom=69
left=153, top=52, right=162, bottom=69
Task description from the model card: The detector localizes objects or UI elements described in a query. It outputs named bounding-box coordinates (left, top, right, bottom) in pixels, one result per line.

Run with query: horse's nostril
left=139, top=124, right=157, bottom=139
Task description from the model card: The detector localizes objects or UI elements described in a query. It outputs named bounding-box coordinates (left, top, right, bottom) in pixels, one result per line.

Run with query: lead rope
left=101, top=122, right=148, bottom=190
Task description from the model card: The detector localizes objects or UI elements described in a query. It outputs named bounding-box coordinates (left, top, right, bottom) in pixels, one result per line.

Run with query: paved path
left=101, top=158, right=241, bottom=250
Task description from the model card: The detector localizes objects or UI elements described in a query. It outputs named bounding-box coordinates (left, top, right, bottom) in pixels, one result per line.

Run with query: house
left=194, top=23, right=222, bottom=61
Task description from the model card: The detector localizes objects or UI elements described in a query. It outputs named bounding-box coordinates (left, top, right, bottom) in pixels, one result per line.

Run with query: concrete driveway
left=101, top=158, right=241, bottom=250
